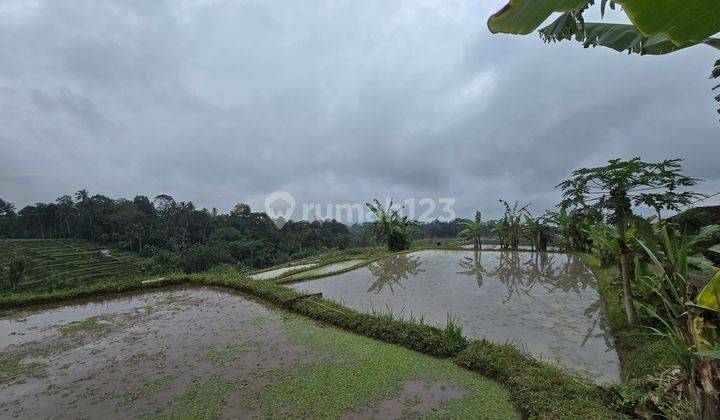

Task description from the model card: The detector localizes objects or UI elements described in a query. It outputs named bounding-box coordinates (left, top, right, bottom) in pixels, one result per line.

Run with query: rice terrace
left=1, top=1, right=720, bottom=419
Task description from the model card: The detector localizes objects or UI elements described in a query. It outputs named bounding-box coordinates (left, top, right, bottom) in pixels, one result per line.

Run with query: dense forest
left=0, top=191, right=474, bottom=272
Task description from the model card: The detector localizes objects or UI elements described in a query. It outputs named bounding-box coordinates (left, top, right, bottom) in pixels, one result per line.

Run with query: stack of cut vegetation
left=0, top=239, right=144, bottom=293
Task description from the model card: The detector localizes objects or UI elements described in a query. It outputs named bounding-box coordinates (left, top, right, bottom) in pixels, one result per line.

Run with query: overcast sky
left=1, top=0, right=718, bottom=221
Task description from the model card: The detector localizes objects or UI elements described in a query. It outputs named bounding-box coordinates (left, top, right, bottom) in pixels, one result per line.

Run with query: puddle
left=248, top=263, right=317, bottom=280
left=285, top=260, right=365, bottom=280
left=290, top=250, right=620, bottom=383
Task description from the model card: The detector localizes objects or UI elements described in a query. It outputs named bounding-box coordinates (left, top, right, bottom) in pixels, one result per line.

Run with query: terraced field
left=0, top=239, right=145, bottom=293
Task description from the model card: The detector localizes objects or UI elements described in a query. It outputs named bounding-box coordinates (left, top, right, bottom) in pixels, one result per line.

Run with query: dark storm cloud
left=1, top=0, right=718, bottom=220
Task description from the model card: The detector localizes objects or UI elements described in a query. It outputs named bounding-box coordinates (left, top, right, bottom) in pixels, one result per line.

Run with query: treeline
left=0, top=191, right=474, bottom=272
left=0, top=191, right=357, bottom=270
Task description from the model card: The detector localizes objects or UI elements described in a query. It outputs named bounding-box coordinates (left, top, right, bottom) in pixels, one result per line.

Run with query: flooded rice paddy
left=248, top=263, right=317, bottom=280
left=290, top=250, right=620, bottom=382
left=284, top=259, right=365, bottom=280
left=0, top=287, right=518, bottom=418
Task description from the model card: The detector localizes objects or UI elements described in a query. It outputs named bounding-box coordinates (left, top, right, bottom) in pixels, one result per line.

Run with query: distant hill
left=0, top=239, right=145, bottom=293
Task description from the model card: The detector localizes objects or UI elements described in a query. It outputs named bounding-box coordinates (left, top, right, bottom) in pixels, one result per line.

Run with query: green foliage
left=489, top=1, right=720, bottom=52
left=456, top=340, right=618, bottom=419
left=522, top=210, right=551, bottom=251
left=558, top=158, right=703, bottom=219
left=179, top=243, right=232, bottom=273
left=549, top=207, right=596, bottom=251
left=0, top=239, right=144, bottom=293
left=458, top=211, right=484, bottom=249
left=490, top=2, right=720, bottom=119
left=495, top=200, right=529, bottom=249
left=634, top=225, right=720, bottom=417
left=366, top=199, right=417, bottom=252
left=5, top=250, right=34, bottom=289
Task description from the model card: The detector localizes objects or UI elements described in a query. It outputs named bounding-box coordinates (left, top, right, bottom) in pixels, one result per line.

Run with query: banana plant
left=584, top=222, right=620, bottom=266
left=488, top=1, right=720, bottom=53
left=366, top=199, right=418, bottom=252
left=458, top=211, right=484, bottom=249
left=488, top=1, right=720, bottom=117
left=635, top=226, right=719, bottom=418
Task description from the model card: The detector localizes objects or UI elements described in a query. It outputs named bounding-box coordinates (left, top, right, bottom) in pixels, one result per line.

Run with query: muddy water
left=248, top=263, right=317, bottom=280
left=285, top=259, right=365, bottom=280
left=291, top=250, right=620, bottom=382
left=0, top=287, right=518, bottom=418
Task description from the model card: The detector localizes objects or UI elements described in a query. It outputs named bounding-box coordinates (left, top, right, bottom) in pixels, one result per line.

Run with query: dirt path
left=0, top=287, right=518, bottom=419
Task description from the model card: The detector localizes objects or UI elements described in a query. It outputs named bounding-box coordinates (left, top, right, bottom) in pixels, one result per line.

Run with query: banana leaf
left=695, top=269, right=720, bottom=312
left=619, top=0, right=720, bottom=46
left=488, top=0, right=589, bottom=35
left=490, top=0, right=720, bottom=53
left=540, top=19, right=699, bottom=55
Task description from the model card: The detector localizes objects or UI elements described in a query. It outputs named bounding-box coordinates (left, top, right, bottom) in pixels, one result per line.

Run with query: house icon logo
left=264, top=191, right=295, bottom=229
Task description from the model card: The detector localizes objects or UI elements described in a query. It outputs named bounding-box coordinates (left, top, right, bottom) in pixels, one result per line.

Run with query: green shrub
left=7, top=250, right=33, bottom=289
left=180, top=244, right=232, bottom=273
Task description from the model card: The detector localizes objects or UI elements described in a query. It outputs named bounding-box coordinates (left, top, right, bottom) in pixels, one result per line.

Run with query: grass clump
left=455, top=339, right=620, bottom=419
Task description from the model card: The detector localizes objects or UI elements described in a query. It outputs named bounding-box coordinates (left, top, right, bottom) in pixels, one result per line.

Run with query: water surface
left=285, top=260, right=365, bottom=280
left=248, top=263, right=317, bottom=280
left=291, top=250, right=619, bottom=382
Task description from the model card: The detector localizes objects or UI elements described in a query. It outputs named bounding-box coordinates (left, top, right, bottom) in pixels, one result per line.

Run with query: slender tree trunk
left=616, top=213, right=637, bottom=325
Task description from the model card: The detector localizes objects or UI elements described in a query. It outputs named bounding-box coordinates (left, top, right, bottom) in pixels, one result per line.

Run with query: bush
left=141, top=247, right=179, bottom=275
left=180, top=244, right=232, bottom=273
left=6, top=250, right=33, bottom=289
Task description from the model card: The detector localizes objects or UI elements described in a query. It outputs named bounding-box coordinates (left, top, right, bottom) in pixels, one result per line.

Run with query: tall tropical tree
left=557, top=157, right=704, bottom=324
left=459, top=211, right=484, bottom=249
left=0, top=199, right=16, bottom=237
left=55, top=195, right=75, bottom=237
left=75, top=189, right=97, bottom=240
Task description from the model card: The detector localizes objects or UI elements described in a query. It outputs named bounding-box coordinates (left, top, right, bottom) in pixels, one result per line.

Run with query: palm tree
left=75, top=189, right=97, bottom=240
left=459, top=211, right=483, bottom=249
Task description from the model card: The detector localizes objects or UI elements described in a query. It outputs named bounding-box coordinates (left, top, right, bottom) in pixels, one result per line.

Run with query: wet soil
left=0, top=287, right=517, bottom=419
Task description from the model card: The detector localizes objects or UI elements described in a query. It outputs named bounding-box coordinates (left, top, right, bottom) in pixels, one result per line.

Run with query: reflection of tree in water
left=486, top=251, right=599, bottom=302
left=366, top=254, right=424, bottom=294
left=457, top=251, right=488, bottom=288
left=466, top=250, right=615, bottom=347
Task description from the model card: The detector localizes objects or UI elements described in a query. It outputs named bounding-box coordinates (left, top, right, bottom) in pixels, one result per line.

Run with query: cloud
left=1, top=0, right=718, bottom=220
